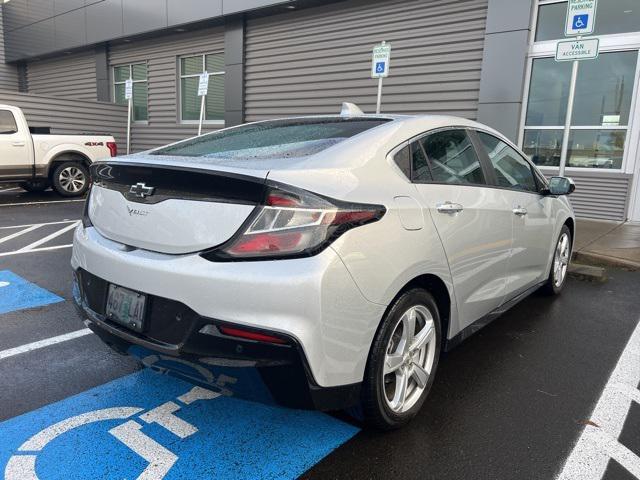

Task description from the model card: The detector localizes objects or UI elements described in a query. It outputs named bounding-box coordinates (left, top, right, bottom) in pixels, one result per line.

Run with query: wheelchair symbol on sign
left=573, top=14, right=588, bottom=29
left=375, top=62, right=385, bottom=73
left=4, top=384, right=227, bottom=480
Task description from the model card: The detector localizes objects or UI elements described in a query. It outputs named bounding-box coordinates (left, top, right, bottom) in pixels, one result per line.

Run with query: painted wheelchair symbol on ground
left=0, top=370, right=358, bottom=480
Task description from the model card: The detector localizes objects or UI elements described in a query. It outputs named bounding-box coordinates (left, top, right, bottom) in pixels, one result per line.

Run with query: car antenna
left=340, top=102, right=364, bottom=117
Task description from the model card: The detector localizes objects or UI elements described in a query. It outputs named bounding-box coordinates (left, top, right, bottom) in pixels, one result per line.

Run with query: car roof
left=246, top=113, right=498, bottom=134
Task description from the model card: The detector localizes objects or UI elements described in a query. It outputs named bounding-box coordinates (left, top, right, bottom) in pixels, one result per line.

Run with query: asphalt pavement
left=0, top=186, right=638, bottom=480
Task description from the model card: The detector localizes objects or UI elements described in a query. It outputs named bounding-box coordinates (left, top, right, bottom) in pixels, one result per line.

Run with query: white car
left=0, top=105, right=117, bottom=196
left=72, top=105, right=575, bottom=429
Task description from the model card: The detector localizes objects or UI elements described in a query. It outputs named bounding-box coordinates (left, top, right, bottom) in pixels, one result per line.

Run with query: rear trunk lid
left=88, top=156, right=268, bottom=254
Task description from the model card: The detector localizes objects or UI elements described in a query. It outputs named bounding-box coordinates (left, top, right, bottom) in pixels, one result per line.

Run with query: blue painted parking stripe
left=0, top=369, right=359, bottom=479
left=0, top=270, right=64, bottom=315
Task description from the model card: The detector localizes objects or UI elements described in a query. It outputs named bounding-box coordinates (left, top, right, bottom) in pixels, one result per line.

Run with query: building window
left=179, top=53, right=225, bottom=123
left=522, top=51, right=638, bottom=170
left=535, top=0, right=640, bottom=42
left=113, top=63, right=148, bottom=122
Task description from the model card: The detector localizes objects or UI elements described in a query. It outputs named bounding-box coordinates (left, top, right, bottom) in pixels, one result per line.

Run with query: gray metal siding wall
left=245, top=0, right=488, bottom=120
left=26, top=50, right=97, bottom=101
left=564, top=172, right=631, bottom=221
left=109, top=27, right=225, bottom=153
left=0, top=7, right=19, bottom=90
left=0, top=89, right=128, bottom=150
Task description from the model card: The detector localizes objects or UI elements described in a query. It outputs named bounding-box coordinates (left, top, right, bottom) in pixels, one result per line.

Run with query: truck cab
left=0, top=105, right=117, bottom=197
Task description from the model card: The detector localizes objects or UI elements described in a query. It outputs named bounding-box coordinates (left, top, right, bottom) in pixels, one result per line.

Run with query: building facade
left=0, top=0, right=639, bottom=222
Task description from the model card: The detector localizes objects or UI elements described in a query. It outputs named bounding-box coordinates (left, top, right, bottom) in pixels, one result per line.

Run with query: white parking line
left=0, top=244, right=74, bottom=258
left=557, top=319, right=640, bottom=480
left=16, top=221, right=79, bottom=252
left=0, top=199, right=85, bottom=207
left=0, top=329, right=93, bottom=360
left=0, top=225, right=41, bottom=245
left=0, top=220, right=80, bottom=230
left=0, top=220, right=79, bottom=257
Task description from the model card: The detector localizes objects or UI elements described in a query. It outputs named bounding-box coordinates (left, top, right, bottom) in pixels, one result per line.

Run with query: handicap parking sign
left=565, top=0, right=596, bottom=35
left=573, top=14, right=588, bottom=30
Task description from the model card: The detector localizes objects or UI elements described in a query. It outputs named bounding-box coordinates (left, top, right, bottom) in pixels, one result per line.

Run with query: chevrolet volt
left=72, top=105, right=575, bottom=429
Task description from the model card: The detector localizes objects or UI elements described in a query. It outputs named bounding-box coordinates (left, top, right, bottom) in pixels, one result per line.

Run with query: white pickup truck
left=0, top=104, right=117, bottom=197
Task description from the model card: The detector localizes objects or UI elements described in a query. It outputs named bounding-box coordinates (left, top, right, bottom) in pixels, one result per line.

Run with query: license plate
left=105, top=284, right=146, bottom=332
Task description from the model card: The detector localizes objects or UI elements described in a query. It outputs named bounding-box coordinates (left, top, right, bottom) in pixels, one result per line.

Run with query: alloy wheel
left=382, top=305, right=437, bottom=413
left=59, top=166, right=86, bottom=193
left=553, top=233, right=570, bottom=287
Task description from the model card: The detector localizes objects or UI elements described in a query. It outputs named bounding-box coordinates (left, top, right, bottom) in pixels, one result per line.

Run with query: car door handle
left=436, top=202, right=464, bottom=214
left=12, top=141, right=25, bottom=147
left=513, top=207, right=528, bottom=216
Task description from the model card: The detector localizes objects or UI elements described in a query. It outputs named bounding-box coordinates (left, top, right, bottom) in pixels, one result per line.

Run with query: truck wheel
left=20, top=180, right=49, bottom=192
left=52, top=162, right=89, bottom=197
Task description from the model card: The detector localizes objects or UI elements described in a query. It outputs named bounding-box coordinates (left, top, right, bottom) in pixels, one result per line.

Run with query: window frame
left=112, top=62, right=148, bottom=124
left=0, top=110, right=18, bottom=135
left=401, top=127, right=493, bottom=187
left=471, top=129, right=545, bottom=195
left=520, top=1, right=640, bottom=175
left=178, top=52, right=225, bottom=125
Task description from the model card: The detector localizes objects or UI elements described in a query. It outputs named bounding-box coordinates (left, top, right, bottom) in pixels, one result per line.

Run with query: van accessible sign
left=565, top=0, right=597, bottom=36
left=555, top=38, right=599, bottom=61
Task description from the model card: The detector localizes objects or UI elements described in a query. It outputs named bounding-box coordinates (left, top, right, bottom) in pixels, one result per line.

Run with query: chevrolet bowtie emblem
left=129, top=182, right=155, bottom=198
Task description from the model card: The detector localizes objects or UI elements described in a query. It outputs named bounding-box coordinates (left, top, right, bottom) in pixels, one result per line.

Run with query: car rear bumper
left=72, top=268, right=361, bottom=411
left=71, top=225, right=386, bottom=408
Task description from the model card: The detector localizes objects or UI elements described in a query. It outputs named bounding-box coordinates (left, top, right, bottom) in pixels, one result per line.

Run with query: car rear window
left=151, top=118, right=390, bottom=158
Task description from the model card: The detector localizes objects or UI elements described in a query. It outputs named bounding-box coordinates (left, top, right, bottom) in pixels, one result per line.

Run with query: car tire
left=20, top=180, right=49, bottom=192
left=360, top=288, right=441, bottom=430
left=541, top=225, right=572, bottom=295
left=51, top=162, right=90, bottom=197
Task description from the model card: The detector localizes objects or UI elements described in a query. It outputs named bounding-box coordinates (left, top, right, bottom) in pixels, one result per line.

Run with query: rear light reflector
left=218, top=326, right=288, bottom=345
left=106, top=142, right=118, bottom=157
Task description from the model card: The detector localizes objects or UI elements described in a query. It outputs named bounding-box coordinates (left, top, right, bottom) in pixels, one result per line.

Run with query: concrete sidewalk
left=574, top=219, right=640, bottom=269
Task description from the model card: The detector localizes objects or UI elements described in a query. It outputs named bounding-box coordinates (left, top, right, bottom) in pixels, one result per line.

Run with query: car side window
left=0, top=111, right=18, bottom=135
left=393, top=145, right=411, bottom=179
left=476, top=131, right=538, bottom=193
left=411, top=141, right=432, bottom=182
left=420, top=129, right=486, bottom=185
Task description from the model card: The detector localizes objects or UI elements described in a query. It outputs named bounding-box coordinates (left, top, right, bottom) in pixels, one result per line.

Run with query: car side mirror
left=546, top=176, right=575, bottom=196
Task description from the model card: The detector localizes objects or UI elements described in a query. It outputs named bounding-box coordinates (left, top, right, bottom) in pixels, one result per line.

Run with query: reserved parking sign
left=371, top=42, right=391, bottom=78
left=565, top=0, right=597, bottom=36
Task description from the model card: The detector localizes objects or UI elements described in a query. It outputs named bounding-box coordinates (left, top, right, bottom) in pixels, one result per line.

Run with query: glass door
left=522, top=50, right=639, bottom=172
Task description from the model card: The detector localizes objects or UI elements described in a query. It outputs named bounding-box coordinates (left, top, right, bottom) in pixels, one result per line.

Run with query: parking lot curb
left=573, top=251, right=640, bottom=272
left=567, top=263, right=608, bottom=283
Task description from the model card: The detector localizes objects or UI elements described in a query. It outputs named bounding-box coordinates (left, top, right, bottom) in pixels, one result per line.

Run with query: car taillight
left=106, top=142, right=117, bottom=157
left=203, top=185, right=385, bottom=261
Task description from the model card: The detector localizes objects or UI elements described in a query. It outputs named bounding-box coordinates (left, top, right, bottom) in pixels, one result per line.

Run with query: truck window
left=0, top=111, right=18, bottom=135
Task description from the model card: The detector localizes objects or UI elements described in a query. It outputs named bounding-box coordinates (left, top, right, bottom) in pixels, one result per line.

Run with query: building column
left=95, top=44, right=110, bottom=102
left=224, top=17, right=245, bottom=127
left=476, top=0, right=535, bottom=143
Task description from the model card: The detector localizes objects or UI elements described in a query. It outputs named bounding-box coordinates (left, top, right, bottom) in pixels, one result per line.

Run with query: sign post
left=371, top=41, right=391, bottom=114
left=125, top=78, right=133, bottom=155
left=556, top=0, right=598, bottom=176
left=197, top=72, right=209, bottom=136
